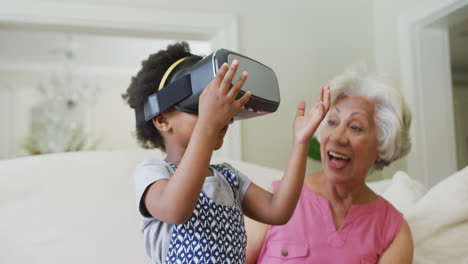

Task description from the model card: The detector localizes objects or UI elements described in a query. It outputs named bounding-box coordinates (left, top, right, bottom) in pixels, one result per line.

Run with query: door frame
left=399, top=0, right=468, bottom=186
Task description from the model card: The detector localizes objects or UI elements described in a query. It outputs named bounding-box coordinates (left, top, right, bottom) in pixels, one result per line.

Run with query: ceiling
left=0, top=29, right=211, bottom=76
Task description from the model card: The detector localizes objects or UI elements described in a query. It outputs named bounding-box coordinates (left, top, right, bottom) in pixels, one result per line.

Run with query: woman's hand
left=197, top=60, right=251, bottom=134
left=293, top=85, right=330, bottom=145
left=242, top=86, right=331, bottom=226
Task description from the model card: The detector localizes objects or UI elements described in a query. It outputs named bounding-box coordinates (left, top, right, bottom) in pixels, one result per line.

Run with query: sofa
left=1, top=150, right=467, bottom=263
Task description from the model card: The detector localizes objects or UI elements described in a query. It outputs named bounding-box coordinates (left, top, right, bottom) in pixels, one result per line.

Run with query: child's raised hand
left=293, top=86, right=331, bottom=145
left=198, top=60, right=251, bottom=133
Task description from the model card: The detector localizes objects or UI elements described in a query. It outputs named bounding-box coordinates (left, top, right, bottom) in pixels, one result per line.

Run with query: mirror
left=0, top=27, right=211, bottom=159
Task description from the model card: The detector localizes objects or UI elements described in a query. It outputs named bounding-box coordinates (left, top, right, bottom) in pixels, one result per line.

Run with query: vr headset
left=135, top=49, right=280, bottom=125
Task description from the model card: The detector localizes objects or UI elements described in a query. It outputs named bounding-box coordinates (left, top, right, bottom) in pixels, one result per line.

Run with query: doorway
left=450, top=18, right=468, bottom=170
left=399, top=0, right=468, bottom=186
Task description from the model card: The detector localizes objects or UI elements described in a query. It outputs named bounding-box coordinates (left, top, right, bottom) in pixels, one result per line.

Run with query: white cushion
left=367, top=178, right=392, bottom=194
left=406, top=166, right=468, bottom=264
left=0, top=150, right=283, bottom=264
left=0, top=151, right=153, bottom=264
left=1, top=151, right=467, bottom=264
left=380, top=171, right=428, bottom=214
left=369, top=169, right=468, bottom=264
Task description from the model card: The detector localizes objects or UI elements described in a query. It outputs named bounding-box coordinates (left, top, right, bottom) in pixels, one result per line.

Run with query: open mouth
left=327, top=151, right=350, bottom=169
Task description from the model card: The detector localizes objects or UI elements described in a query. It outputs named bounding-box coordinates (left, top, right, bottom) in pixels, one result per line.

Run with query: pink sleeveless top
left=257, top=181, right=403, bottom=264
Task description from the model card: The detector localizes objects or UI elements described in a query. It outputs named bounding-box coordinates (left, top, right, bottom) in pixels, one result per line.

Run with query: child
left=122, top=42, right=330, bottom=264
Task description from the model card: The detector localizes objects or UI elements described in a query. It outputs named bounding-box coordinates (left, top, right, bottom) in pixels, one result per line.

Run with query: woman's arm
left=378, top=219, right=413, bottom=264
left=242, top=86, right=330, bottom=225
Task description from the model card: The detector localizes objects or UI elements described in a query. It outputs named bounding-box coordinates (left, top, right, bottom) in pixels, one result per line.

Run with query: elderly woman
left=246, top=70, right=413, bottom=264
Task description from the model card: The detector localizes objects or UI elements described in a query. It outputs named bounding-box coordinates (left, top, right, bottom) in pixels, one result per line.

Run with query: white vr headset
left=135, top=49, right=280, bottom=125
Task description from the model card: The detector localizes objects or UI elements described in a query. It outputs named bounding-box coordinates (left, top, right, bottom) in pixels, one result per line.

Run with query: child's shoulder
left=137, top=157, right=167, bottom=168
left=134, top=157, right=173, bottom=178
left=211, top=162, right=252, bottom=187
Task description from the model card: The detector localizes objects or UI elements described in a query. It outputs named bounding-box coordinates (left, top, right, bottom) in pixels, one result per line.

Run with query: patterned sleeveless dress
left=165, top=163, right=247, bottom=264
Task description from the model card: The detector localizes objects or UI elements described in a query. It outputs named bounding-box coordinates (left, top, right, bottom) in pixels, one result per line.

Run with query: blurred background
left=0, top=0, right=467, bottom=185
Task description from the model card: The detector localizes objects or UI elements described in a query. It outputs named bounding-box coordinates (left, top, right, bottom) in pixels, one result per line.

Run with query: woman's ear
left=152, top=114, right=171, bottom=133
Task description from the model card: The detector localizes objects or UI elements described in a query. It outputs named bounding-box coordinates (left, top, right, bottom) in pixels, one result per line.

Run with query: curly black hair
left=122, top=41, right=203, bottom=151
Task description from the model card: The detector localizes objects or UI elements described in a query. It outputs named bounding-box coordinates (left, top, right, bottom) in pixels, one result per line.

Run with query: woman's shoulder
left=375, top=196, right=404, bottom=225
left=376, top=196, right=403, bottom=214
left=375, top=197, right=406, bottom=252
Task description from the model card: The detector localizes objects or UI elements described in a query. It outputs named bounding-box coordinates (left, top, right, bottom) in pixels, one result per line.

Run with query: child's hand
left=293, top=86, right=330, bottom=145
left=197, top=60, right=251, bottom=133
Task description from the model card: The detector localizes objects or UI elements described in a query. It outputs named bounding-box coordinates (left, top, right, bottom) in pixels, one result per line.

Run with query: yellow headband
left=158, top=57, right=190, bottom=91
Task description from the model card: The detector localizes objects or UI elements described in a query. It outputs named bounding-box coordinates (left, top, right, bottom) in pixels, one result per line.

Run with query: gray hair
left=318, top=70, right=412, bottom=170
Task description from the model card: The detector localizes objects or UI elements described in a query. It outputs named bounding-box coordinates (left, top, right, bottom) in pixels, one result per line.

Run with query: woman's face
left=320, top=95, right=380, bottom=184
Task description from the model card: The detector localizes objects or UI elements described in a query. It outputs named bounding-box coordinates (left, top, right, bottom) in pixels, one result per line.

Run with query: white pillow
left=367, top=178, right=392, bottom=195
left=406, top=166, right=468, bottom=264
left=380, top=171, right=428, bottom=214
left=369, top=168, right=468, bottom=264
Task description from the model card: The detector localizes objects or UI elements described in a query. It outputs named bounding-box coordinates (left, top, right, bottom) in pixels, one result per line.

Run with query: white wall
left=373, top=0, right=436, bottom=180
left=234, top=1, right=377, bottom=175
left=88, top=0, right=376, bottom=174
left=0, top=83, right=12, bottom=158
left=10, top=0, right=442, bottom=180
left=1, top=0, right=379, bottom=175
left=85, top=74, right=141, bottom=151
left=0, top=72, right=43, bottom=158
left=374, top=0, right=468, bottom=184
left=373, top=0, right=424, bottom=82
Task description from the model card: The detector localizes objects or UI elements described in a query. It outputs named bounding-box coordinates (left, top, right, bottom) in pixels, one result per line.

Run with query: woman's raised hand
left=197, top=60, right=251, bottom=133
left=293, top=85, right=331, bottom=145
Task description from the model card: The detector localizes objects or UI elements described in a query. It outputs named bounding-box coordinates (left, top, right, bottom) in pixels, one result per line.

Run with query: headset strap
left=158, top=57, right=190, bottom=91
left=135, top=74, right=192, bottom=125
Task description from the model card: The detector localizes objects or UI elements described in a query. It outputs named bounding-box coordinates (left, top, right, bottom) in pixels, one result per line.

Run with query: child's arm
left=241, top=86, right=330, bottom=225
left=144, top=60, right=251, bottom=224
